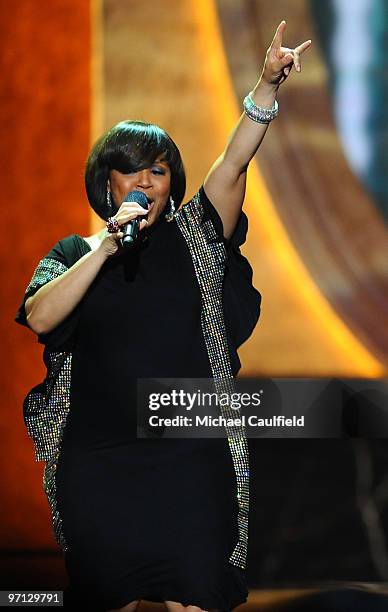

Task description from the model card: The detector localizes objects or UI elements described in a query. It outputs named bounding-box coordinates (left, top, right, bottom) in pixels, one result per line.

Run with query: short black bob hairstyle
left=85, top=120, right=186, bottom=221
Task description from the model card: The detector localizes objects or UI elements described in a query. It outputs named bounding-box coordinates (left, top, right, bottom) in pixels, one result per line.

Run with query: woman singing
left=15, top=22, right=311, bottom=612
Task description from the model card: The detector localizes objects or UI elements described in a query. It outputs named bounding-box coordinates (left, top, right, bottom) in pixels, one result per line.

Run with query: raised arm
left=203, top=20, right=312, bottom=239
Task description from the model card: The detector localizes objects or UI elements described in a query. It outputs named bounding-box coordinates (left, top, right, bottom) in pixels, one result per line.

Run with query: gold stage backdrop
left=99, top=0, right=386, bottom=377
left=3, top=0, right=387, bottom=550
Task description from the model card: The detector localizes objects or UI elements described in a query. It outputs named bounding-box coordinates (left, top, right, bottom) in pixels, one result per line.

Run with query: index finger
left=295, top=39, right=312, bottom=54
left=270, top=20, right=286, bottom=50
left=121, top=201, right=150, bottom=210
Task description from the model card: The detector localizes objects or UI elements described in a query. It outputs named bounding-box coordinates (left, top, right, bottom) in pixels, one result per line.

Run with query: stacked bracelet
left=243, top=91, right=279, bottom=124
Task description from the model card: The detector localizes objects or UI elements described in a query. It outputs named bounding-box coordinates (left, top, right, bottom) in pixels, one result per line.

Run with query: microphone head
left=122, top=190, right=149, bottom=209
left=120, top=190, right=149, bottom=250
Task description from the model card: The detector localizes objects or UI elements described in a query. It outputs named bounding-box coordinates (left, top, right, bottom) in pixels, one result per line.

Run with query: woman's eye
left=152, top=168, right=165, bottom=175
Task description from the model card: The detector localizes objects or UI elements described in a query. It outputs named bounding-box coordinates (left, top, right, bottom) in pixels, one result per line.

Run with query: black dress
left=15, top=187, right=261, bottom=611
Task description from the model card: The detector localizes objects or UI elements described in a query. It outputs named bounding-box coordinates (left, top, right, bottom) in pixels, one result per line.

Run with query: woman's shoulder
left=178, top=185, right=225, bottom=241
left=45, top=232, right=97, bottom=267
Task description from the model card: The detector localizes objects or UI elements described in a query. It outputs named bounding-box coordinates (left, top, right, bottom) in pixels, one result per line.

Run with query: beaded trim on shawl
left=174, top=192, right=250, bottom=570
left=23, top=257, right=71, bottom=552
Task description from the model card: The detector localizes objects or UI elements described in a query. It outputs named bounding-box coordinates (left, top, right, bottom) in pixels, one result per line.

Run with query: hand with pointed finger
left=261, top=20, right=312, bottom=86
left=99, top=201, right=153, bottom=258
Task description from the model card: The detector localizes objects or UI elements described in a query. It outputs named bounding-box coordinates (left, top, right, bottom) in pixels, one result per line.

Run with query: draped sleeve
left=14, top=234, right=91, bottom=350
left=198, top=185, right=262, bottom=350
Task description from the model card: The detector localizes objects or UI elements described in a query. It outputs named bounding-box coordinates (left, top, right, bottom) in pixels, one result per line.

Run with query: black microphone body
left=121, top=190, right=149, bottom=248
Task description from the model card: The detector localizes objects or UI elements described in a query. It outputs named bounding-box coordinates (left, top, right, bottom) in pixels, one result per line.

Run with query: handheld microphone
left=121, top=190, right=149, bottom=248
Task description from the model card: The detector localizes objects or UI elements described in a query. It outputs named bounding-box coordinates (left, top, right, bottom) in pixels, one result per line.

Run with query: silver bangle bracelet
left=243, top=91, right=279, bottom=124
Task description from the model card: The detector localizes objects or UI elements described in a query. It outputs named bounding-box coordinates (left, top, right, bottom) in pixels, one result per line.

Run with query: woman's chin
left=147, top=208, right=164, bottom=226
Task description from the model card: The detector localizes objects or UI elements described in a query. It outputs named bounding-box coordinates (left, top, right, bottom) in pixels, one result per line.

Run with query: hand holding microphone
left=103, top=190, right=152, bottom=256
left=120, top=190, right=150, bottom=247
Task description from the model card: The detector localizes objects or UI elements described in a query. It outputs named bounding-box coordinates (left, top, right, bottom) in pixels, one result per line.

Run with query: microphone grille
left=122, top=190, right=149, bottom=208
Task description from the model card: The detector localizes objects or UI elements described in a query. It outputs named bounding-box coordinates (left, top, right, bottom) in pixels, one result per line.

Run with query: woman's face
left=108, top=155, right=171, bottom=227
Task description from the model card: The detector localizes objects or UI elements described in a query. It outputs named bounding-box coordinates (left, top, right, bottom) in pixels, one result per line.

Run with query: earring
left=107, top=187, right=112, bottom=212
left=165, top=195, right=176, bottom=222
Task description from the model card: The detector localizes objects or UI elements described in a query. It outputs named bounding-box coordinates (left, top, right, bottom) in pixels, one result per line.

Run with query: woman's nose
left=136, top=169, right=152, bottom=187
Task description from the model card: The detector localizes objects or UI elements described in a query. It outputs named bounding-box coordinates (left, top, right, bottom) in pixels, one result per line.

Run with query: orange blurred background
left=2, top=0, right=388, bottom=557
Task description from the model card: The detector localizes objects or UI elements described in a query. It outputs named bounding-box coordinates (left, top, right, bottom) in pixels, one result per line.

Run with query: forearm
left=26, top=248, right=107, bottom=335
left=223, top=79, right=279, bottom=172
